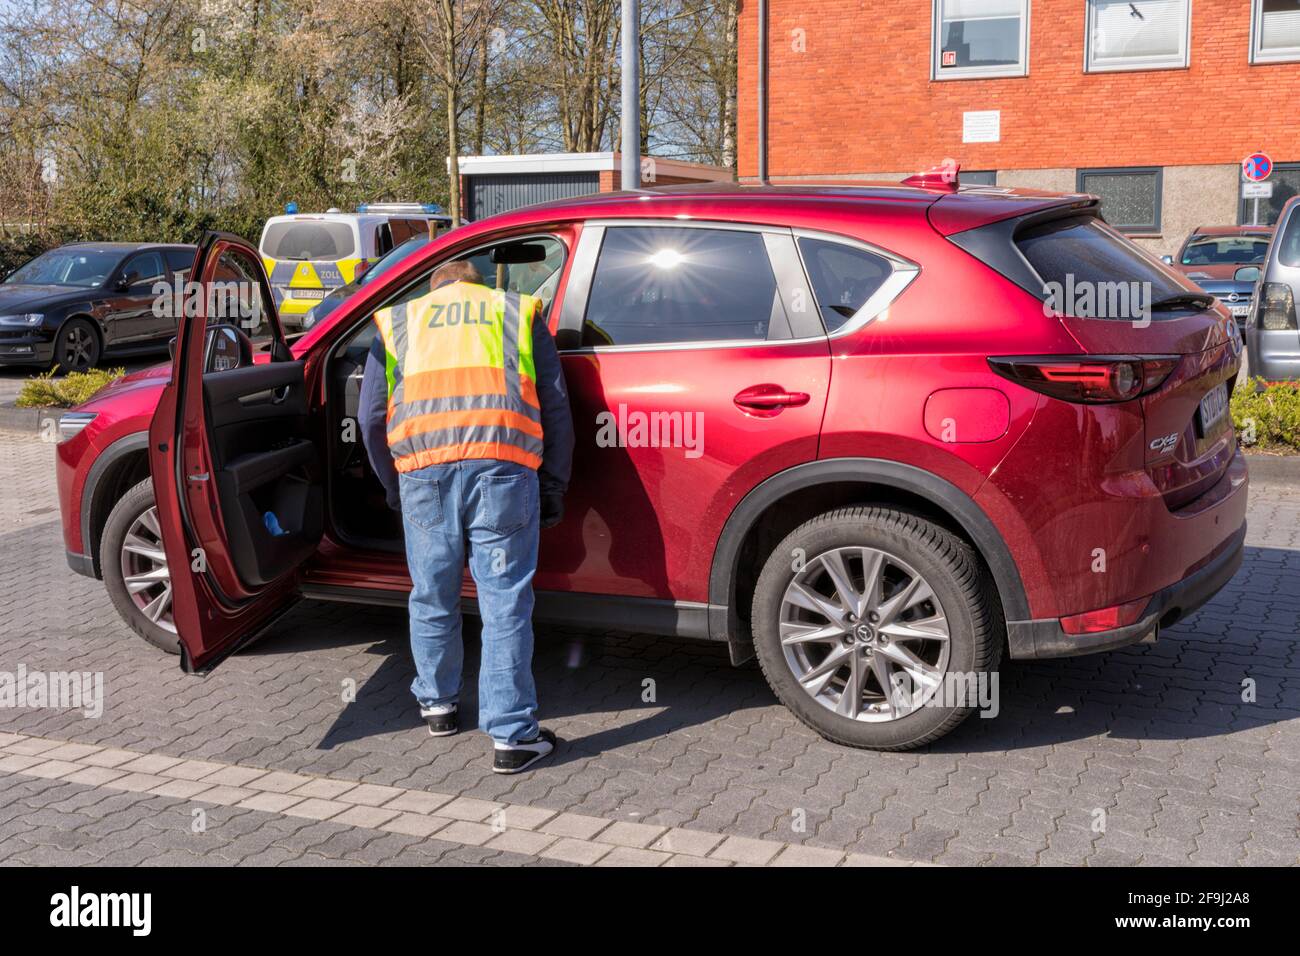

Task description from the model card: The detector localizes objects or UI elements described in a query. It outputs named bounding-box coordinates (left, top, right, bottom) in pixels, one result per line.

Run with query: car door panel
left=148, top=232, right=322, bottom=673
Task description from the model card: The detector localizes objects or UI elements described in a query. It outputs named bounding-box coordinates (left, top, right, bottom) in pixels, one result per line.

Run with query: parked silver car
left=1247, top=196, right=1300, bottom=382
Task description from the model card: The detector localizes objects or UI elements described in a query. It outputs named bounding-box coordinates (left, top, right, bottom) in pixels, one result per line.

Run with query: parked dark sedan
left=0, top=242, right=196, bottom=371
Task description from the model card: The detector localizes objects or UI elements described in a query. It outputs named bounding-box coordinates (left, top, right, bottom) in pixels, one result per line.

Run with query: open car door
left=148, top=232, right=324, bottom=674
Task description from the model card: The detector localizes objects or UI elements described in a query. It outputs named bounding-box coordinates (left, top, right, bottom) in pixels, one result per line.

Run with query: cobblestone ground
left=1, top=429, right=1297, bottom=866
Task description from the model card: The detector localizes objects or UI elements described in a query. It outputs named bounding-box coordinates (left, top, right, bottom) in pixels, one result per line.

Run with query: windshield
left=1180, top=236, right=1270, bottom=266
left=362, top=235, right=430, bottom=286
left=261, top=220, right=356, bottom=262
left=5, top=249, right=122, bottom=287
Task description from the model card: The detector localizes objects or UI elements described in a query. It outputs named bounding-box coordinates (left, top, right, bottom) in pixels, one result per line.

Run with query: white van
left=259, top=204, right=455, bottom=328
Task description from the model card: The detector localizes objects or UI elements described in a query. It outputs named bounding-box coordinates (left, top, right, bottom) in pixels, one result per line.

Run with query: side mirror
left=1160, top=255, right=1174, bottom=265
left=203, top=324, right=254, bottom=373
left=117, top=271, right=140, bottom=290
left=1234, top=266, right=1261, bottom=283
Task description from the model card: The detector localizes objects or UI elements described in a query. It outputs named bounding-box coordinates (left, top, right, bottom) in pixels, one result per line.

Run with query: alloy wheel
left=119, top=505, right=175, bottom=634
left=779, top=546, right=951, bottom=722
left=61, top=326, right=95, bottom=370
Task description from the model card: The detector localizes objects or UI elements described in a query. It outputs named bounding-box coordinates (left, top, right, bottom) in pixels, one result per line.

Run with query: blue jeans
left=398, top=459, right=541, bottom=745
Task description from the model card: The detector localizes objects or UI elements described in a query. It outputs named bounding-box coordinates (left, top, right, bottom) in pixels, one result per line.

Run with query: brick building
left=738, top=0, right=1300, bottom=254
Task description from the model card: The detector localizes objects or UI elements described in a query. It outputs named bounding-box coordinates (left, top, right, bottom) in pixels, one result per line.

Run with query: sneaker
left=421, top=703, right=458, bottom=737
left=492, top=729, right=557, bottom=774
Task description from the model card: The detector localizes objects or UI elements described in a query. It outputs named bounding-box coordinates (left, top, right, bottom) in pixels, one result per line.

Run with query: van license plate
left=292, top=289, right=326, bottom=300
left=1198, top=382, right=1229, bottom=434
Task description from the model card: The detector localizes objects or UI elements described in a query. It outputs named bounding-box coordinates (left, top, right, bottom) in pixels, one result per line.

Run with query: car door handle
left=734, top=384, right=811, bottom=416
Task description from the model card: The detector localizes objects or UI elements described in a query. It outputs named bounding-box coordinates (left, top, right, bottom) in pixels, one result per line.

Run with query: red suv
left=55, top=179, right=1248, bottom=750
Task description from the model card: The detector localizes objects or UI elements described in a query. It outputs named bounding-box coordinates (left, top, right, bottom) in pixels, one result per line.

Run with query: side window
left=374, top=224, right=393, bottom=257
left=369, top=236, right=568, bottom=328
left=390, top=218, right=427, bottom=245
left=457, top=237, right=566, bottom=318
left=208, top=248, right=277, bottom=344
left=582, top=226, right=788, bottom=348
left=123, top=251, right=164, bottom=286
left=164, top=248, right=195, bottom=283
left=797, top=237, right=894, bottom=332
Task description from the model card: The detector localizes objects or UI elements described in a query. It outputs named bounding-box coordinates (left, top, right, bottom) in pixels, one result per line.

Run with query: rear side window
left=261, top=221, right=356, bottom=261
left=797, top=237, right=893, bottom=332
left=583, top=226, right=789, bottom=347
left=1016, top=216, right=1189, bottom=318
left=164, top=248, right=195, bottom=279
left=1276, top=208, right=1300, bottom=268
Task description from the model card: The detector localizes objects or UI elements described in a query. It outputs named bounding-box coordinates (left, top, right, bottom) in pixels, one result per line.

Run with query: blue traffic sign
left=1242, top=153, right=1273, bottom=182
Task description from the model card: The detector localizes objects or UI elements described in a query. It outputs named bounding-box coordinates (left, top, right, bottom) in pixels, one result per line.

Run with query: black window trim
left=1076, top=165, right=1163, bottom=234
left=557, top=219, right=918, bottom=354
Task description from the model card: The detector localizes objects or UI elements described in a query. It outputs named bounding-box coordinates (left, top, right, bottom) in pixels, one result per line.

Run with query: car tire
left=751, top=506, right=1002, bottom=751
left=53, top=318, right=102, bottom=372
left=100, top=478, right=180, bottom=654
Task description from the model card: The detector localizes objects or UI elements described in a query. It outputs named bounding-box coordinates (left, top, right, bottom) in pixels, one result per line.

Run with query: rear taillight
left=988, top=355, right=1179, bottom=404
left=354, top=259, right=369, bottom=280
left=1257, top=282, right=1298, bottom=331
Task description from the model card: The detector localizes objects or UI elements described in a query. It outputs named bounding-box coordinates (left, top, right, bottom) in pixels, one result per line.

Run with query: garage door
left=467, top=172, right=601, bottom=221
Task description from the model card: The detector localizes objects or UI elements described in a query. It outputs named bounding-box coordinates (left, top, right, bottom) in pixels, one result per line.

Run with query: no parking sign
left=1242, top=152, right=1273, bottom=182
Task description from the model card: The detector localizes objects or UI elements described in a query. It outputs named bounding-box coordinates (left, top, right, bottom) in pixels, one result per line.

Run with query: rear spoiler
left=938, top=197, right=1104, bottom=299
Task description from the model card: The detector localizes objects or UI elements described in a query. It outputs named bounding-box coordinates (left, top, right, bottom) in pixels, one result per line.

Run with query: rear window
left=261, top=221, right=356, bottom=261
left=1016, top=216, right=1190, bottom=319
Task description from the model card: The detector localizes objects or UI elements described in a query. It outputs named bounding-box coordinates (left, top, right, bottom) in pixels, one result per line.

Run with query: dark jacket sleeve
left=532, top=313, right=574, bottom=497
left=359, top=335, right=401, bottom=510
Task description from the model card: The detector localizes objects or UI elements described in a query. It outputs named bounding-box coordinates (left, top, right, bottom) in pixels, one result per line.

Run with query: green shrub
left=15, top=367, right=125, bottom=409
left=1232, top=378, right=1300, bottom=453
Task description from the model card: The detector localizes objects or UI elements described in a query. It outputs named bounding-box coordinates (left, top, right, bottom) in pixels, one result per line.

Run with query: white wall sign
left=962, top=110, right=1001, bottom=144
left=1242, top=181, right=1274, bottom=199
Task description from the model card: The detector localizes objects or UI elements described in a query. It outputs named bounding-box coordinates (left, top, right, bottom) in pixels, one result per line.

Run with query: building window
left=1086, top=0, right=1190, bottom=72
left=1238, top=163, right=1300, bottom=225
left=1252, top=1, right=1300, bottom=63
left=933, top=1, right=1029, bottom=80
left=962, top=170, right=999, bottom=185
left=1077, top=167, right=1163, bottom=234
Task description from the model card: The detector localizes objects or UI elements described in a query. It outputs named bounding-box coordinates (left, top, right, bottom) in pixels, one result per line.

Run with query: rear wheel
left=101, top=478, right=180, bottom=654
left=54, top=318, right=101, bottom=372
left=751, top=506, right=1001, bottom=750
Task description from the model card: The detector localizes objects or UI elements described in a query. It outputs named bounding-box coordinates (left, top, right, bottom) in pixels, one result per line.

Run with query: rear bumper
left=1244, top=328, right=1300, bottom=381
left=1007, top=520, right=1246, bottom=659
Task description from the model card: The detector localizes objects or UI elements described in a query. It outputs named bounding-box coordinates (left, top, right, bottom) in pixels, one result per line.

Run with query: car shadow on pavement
left=243, top=544, right=1297, bottom=759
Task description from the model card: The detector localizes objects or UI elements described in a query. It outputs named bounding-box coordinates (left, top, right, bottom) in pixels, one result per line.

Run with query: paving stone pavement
left=1, top=429, right=1298, bottom=866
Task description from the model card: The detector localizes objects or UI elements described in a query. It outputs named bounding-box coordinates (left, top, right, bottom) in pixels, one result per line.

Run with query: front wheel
left=53, top=318, right=102, bottom=372
left=751, top=506, right=1001, bottom=751
left=101, top=478, right=180, bottom=654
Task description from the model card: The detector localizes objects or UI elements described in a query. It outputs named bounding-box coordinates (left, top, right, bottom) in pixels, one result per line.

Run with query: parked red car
left=55, top=179, right=1248, bottom=750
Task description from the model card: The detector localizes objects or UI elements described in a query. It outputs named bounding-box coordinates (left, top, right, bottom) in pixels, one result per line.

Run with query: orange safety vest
left=372, top=280, right=543, bottom=472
